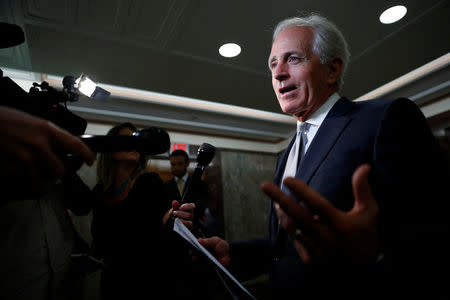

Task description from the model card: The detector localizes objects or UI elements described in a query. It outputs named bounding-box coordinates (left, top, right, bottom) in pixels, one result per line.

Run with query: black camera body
left=1, top=21, right=87, bottom=135
left=1, top=70, right=87, bottom=136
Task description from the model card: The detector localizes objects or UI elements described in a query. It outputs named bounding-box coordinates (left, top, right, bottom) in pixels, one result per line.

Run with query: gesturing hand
left=261, top=164, right=379, bottom=264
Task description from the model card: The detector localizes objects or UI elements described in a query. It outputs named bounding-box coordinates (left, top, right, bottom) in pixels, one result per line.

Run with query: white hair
left=273, top=13, right=351, bottom=90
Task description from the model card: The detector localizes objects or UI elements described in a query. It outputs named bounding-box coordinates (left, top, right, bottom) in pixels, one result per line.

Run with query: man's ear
left=327, top=56, right=343, bottom=86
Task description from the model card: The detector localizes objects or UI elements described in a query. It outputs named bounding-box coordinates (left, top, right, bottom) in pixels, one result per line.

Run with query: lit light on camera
left=72, top=74, right=110, bottom=102
left=75, top=74, right=96, bottom=97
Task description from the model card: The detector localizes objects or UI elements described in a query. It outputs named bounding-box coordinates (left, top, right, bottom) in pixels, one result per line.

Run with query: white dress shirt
left=281, top=93, right=341, bottom=189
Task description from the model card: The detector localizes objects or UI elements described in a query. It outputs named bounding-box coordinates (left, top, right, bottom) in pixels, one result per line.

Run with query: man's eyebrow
left=268, top=51, right=300, bottom=68
left=268, top=56, right=276, bottom=68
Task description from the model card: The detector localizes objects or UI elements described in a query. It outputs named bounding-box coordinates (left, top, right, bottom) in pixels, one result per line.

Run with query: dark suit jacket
left=164, top=176, right=189, bottom=202
left=230, top=97, right=449, bottom=299
left=163, top=175, right=208, bottom=219
left=162, top=176, right=223, bottom=297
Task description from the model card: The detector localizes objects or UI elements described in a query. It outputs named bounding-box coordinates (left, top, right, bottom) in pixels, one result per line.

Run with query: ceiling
left=1, top=0, right=449, bottom=145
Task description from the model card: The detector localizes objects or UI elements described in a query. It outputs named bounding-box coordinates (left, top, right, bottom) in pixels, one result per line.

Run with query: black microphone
left=180, top=143, right=216, bottom=204
left=79, top=127, right=170, bottom=155
left=178, top=143, right=215, bottom=238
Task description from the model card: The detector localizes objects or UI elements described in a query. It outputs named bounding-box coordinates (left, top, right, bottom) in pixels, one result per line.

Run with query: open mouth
left=279, top=86, right=296, bottom=94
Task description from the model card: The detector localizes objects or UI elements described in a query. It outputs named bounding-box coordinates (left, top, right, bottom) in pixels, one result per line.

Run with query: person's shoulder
left=349, top=97, right=418, bottom=119
left=363, top=97, right=424, bottom=119
left=353, top=97, right=413, bottom=109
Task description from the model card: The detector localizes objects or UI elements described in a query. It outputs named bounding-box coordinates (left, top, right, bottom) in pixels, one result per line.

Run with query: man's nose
left=273, top=62, right=289, bottom=81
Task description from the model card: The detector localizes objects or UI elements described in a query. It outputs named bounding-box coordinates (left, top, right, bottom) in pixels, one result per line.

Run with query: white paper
left=173, top=218, right=256, bottom=299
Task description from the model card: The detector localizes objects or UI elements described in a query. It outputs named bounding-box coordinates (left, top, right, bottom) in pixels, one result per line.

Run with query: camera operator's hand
left=0, top=106, right=94, bottom=198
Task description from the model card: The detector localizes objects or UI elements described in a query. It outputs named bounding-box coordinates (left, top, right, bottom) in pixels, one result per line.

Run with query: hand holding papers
left=173, top=218, right=256, bottom=299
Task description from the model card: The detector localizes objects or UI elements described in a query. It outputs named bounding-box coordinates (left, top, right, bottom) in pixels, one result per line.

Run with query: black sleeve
left=372, top=98, right=450, bottom=297
left=228, top=238, right=271, bottom=282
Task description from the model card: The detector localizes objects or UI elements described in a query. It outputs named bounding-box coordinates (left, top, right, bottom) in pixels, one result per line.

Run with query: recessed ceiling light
left=379, top=5, right=407, bottom=24
left=219, top=43, right=241, bottom=58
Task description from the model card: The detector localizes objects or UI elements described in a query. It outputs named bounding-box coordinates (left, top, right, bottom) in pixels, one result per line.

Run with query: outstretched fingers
left=261, top=181, right=316, bottom=229
left=262, top=181, right=326, bottom=262
left=350, top=164, right=377, bottom=216
left=281, top=177, right=341, bottom=226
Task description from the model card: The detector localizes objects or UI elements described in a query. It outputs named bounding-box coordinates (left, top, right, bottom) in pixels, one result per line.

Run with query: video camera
left=1, top=70, right=170, bottom=158
left=0, top=70, right=109, bottom=136
left=0, top=21, right=96, bottom=135
left=1, top=22, right=171, bottom=160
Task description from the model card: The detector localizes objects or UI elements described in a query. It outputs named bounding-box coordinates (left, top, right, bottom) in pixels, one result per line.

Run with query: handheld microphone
left=79, top=127, right=170, bottom=155
left=180, top=143, right=216, bottom=204
left=178, top=143, right=215, bottom=238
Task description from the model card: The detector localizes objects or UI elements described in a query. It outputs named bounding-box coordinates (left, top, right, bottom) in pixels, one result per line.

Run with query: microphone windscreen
left=196, top=143, right=216, bottom=166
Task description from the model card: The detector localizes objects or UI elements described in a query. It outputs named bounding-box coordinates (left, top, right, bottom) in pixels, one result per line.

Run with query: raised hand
left=261, top=164, right=379, bottom=263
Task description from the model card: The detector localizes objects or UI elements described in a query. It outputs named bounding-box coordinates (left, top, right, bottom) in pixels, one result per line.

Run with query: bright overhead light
left=379, top=5, right=407, bottom=24
left=219, top=43, right=241, bottom=58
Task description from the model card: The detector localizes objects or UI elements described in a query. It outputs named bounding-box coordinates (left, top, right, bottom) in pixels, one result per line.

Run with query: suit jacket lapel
left=270, top=134, right=296, bottom=242
left=169, top=179, right=180, bottom=198
left=296, top=97, right=354, bottom=184
left=183, top=176, right=192, bottom=196
left=271, top=98, right=354, bottom=244
left=274, top=135, right=296, bottom=186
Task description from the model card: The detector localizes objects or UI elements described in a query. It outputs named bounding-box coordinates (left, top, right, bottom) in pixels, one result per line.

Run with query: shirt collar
left=297, top=92, right=340, bottom=130
left=176, top=172, right=189, bottom=183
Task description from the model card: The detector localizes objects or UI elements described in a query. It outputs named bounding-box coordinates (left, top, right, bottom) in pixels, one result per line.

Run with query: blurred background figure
left=89, top=122, right=196, bottom=299
left=164, top=149, right=209, bottom=235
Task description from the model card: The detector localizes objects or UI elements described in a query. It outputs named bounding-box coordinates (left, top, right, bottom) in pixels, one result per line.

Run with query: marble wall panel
left=220, top=150, right=278, bottom=242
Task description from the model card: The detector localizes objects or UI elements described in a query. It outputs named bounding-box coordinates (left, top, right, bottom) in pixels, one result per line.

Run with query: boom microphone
left=80, top=127, right=170, bottom=155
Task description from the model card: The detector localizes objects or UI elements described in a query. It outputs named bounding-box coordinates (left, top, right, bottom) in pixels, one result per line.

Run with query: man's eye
left=288, top=56, right=299, bottom=63
left=270, top=62, right=277, bottom=69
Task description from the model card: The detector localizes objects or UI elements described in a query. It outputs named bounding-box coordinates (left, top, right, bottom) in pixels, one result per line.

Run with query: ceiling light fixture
left=379, top=5, right=407, bottom=24
left=219, top=43, right=241, bottom=58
